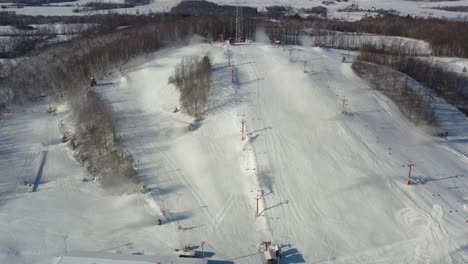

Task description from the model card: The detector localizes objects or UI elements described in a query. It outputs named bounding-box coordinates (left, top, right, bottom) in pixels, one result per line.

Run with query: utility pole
left=240, top=4, right=243, bottom=39
left=254, top=190, right=265, bottom=216
left=341, top=96, right=348, bottom=114
left=227, top=49, right=232, bottom=66
left=406, top=162, right=415, bottom=185
left=201, top=241, right=205, bottom=258
left=241, top=119, right=246, bottom=140
left=405, top=78, right=413, bottom=121
left=261, top=241, right=271, bottom=251
left=235, top=0, right=240, bottom=42
left=231, top=67, right=235, bottom=83
left=304, top=60, right=307, bottom=73
left=254, top=194, right=261, bottom=216
left=404, top=78, right=409, bottom=96
left=63, top=235, right=68, bottom=255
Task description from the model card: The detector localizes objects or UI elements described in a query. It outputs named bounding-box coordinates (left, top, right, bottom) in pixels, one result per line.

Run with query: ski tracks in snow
left=395, top=205, right=452, bottom=263
left=234, top=45, right=297, bottom=249
left=90, top=43, right=468, bottom=263
left=232, top=46, right=277, bottom=238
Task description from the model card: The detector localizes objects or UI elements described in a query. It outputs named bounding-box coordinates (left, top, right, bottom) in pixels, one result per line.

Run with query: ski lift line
left=405, top=162, right=415, bottom=186
left=247, top=65, right=286, bottom=245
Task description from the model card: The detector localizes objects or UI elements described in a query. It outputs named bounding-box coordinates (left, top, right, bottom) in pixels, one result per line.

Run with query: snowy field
left=215, top=0, right=468, bottom=20
left=2, top=0, right=468, bottom=19
left=300, top=33, right=432, bottom=55
left=425, top=57, right=468, bottom=73
left=1, top=39, right=468, bottom=263
left=0, top=103, right=180, bottom=264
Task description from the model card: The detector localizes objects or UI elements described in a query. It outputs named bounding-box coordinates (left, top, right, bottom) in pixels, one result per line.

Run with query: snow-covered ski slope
left=1, top=41, right=467, bottom=264
left=0, top=103, right=181, bottom=264
left=95, top=41, right=468, bottom=263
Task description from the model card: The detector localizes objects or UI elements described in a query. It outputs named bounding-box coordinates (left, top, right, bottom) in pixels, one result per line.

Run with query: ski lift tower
left=235, top=0, right=242, bottom=42
left=240, top=3, right=243, bottom=40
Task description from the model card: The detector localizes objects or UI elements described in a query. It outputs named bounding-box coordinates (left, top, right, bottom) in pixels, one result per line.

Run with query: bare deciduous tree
left=170, top=55, right=212, bottom=117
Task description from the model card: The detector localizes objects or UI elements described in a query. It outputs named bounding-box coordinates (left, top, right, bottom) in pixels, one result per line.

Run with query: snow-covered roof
left=58, top=251, right=208, bottom=264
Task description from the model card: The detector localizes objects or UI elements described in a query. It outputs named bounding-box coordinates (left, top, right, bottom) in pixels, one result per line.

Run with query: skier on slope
left=90, top=77, right=97, bottom=88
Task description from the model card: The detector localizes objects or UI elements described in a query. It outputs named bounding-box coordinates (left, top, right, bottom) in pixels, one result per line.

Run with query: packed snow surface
left=0, top=103, right=181, bottom=264
left=1, top=41, right=468, bottom=264
left=96, top=42, right=468, bottom=263
left=58, top=250, right=206, bottom=264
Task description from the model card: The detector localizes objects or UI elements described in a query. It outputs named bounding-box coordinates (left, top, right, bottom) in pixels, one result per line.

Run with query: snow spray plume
left=259, top=172, right=274, bottom=193
left=300, top=35, right=313, bottom=48
left=188, top=34, right=205, bottom=45
left=255, top=27, right=270, bottom=44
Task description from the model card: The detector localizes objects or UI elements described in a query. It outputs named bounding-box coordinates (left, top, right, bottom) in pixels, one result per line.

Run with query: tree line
left=352, top=60, right=438, bottom=127
left=0, top=35, right=51, bottom=58
left=3, top=10, right=468, bottom=59
left=0, top=0, right=77, bottom=5
left=262, top=15, right=468, bottom=57
left=0, top=12, right=166, bottom=30
left=358, top=44, right=468, bottom=115
left=68, top=89, right=139, bottom=189
left=316, top=15, right=468, bottom=57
